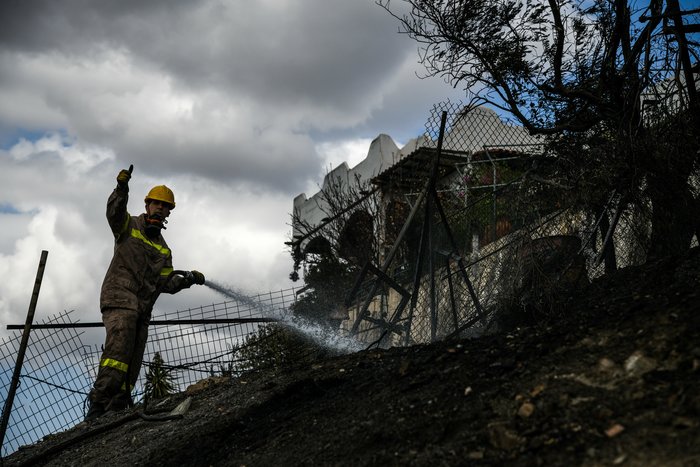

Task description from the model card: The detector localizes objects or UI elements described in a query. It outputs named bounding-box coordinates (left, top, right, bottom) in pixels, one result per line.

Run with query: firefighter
left=85, top=166, right=205, bottom=421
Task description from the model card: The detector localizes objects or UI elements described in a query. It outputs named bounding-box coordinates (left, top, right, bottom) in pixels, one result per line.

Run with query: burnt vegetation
left=288, top=0, right=700, bottom=339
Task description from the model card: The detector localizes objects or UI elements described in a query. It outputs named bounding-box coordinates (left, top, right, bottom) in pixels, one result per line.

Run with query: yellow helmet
left=144, top=185, right=176, bottom=209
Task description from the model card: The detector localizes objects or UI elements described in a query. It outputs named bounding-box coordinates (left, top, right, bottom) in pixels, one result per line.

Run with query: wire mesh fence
left=0, top=287, right=297, bottom=457
left=0, top=310, right=91, bottom=458
left=3, top=98, right=697, bottom=456
left=345, top=100, right=699, bottom=346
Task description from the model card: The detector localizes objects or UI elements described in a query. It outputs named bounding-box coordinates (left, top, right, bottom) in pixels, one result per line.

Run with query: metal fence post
left=0, top=250, right=48, bottom=455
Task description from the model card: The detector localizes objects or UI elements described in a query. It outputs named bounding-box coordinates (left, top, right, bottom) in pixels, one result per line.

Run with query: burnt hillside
left=5, top=248, right=700, bottom=466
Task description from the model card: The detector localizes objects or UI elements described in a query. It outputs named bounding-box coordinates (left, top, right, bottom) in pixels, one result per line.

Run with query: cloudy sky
left=0, top=0, right=465, bottom=337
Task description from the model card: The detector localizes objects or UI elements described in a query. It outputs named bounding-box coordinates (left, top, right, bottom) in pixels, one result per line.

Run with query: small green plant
left=234, top=323, right=326, bottom=374
left=144, top=352, right=177, bottom=400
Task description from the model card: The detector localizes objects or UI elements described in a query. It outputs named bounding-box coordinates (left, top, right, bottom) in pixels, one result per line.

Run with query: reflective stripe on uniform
left=130, top=228, right=171, bottom=256
left=160, top=267, right=173, bottom=277
left=100, top=357, right=129, bottom=373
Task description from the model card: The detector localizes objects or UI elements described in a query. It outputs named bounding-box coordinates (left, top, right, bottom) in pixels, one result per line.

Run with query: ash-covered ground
left=5, top=248, right=700, bottom=466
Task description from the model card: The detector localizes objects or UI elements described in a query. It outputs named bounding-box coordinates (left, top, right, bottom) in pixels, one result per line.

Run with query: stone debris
left=605, top=423, right=625, bottom=438
left=624, top=351, right=657, bottom=377
left=517, top=401, right=535, bottom=418
left=185, top=376, right=229, bottom=395
left=530, top=383, right=546, bottom=397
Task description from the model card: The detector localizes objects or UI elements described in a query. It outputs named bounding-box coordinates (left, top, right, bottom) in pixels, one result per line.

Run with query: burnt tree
left=379, top=0, right=700, bottom=260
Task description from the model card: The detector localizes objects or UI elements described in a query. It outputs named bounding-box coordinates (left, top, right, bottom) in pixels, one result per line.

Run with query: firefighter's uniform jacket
left=90, top=184, right=190, bottom=410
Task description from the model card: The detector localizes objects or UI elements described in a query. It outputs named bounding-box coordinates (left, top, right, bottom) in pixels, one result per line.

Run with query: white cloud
left=8, top=132, right=114, bottom=173
left=0, top=135, right=298, bottom=341
left=316, top=138, right=375, bottom=172
left=0, top=0, right=468, bottom=339
left=0, top=206, right=105, bottom=337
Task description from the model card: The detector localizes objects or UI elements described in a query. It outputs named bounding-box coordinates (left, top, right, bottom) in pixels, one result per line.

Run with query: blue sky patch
left=0, top=203, right=22, bottom=214
left=0, top=128, right=57, bottom=151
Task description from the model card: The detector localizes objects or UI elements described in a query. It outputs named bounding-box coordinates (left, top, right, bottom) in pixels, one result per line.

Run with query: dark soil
left=5, top=249, right=700, bottom=466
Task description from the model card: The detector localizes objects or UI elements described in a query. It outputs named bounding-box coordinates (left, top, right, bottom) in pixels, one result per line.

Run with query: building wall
left=292, top=106, right=542, bottom=241
left=292, top=134, right=421, bottom=240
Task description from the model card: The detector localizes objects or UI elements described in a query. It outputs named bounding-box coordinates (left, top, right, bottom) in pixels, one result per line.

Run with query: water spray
left=204, top=280, right=364, bottom=354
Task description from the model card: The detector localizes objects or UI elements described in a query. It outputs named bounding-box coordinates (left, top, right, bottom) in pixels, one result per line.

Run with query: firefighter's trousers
left=89, top=307, right=149, bottom=411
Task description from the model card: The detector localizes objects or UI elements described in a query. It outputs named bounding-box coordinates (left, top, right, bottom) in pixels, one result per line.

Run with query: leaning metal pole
left=0, top=250, right=48, bottom=456
left=427, top=111, right=447, bottom=342
left=349, top=183, right=429, bottom=335
left=405, top=111, right=447, bottom=344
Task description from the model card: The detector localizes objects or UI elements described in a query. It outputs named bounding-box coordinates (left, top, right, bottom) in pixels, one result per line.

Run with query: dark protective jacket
left=99, top=184, right=189, bottom=313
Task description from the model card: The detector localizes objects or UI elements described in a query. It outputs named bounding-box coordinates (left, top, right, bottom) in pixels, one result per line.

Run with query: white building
left=292, top=106, right=539, bottom=243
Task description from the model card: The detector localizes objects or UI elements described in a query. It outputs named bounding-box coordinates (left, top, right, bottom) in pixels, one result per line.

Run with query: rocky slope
left=5, top=248, right=700, bottom=466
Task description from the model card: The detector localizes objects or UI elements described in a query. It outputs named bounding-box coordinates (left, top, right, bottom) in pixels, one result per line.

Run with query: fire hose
left=16, top=398, right=191, bottom=467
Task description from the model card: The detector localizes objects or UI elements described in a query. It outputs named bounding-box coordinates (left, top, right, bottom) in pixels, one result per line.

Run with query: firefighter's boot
left=84, top=400, right=106, bottom=421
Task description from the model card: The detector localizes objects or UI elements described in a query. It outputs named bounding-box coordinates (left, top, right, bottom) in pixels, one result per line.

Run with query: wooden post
left=0, top=250, right=48, bottom=456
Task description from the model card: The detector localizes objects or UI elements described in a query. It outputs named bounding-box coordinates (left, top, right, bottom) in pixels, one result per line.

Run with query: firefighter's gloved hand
left=116, top=169, right=132, bottom=186
left=186, top=270, right=205, bottom=286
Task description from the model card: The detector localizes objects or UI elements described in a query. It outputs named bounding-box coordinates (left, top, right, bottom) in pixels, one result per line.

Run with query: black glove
left=117, top=167, right=132, bottom=186
left=186, top=270, right=205, bottom=286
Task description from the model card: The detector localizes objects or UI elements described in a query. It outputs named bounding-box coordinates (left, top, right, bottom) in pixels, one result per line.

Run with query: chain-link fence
left=4, top=98, right=697, bottom=456
left=0, top=310, right=90, bottom=458
left=344, top=100, right=699, bottom=346
left=0, top=288, right=297, bottom=457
